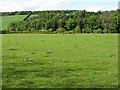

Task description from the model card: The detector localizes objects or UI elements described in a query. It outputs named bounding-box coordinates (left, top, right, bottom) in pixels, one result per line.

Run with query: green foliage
left=48, top=28, right=53, bottom=32
left=52, top=18, right=58, bottom=31
left=58, top=18, right=65, bottom=28
left=36, top=22, right=41, bottom=30
left=93, top=29, right=103, bottom=33
left=45, top=20, right=52, bottom=30
left=1, top=10, right=119, bottom=33
left=75, top=25, right=80, bottom=33
left=65, top=18, right=76, bottom=30
left=87, top=15, right=100, bottom=30
left=0, top=30, right=7, bottom=34
left=57, top=27, right=66, bottom=33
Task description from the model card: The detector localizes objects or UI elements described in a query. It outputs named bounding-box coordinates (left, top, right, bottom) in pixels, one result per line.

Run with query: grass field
left=1, top=15, right=27, bottom=30
left=2, top=34, right=118, bottom=88
left=1, top=15, right=38, bottom=30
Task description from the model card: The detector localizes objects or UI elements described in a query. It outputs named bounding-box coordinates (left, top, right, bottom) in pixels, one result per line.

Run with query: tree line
left=1, top=11, right=32, bottom=16
left=2, top=10, right=120, bottom=34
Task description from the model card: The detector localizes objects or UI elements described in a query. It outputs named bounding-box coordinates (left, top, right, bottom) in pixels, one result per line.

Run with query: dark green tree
left=65, top=18, right=76, bottom=30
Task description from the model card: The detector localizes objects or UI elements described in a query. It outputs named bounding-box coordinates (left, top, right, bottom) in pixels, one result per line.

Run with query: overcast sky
left=0, top=0, right=119, bottom=12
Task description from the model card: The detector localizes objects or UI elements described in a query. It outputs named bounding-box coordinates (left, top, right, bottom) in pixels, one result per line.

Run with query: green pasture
left=2, top=34, right=118, bottom=88
left=1, top=15, right=27, bottom=30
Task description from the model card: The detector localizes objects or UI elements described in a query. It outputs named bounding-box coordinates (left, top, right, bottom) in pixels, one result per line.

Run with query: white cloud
left=0, top=0, right=118, bottom=12
left=35, top=0, right=66, bottom=10
left=0, top=0, right=74, bottom=12
left=86, top=7, right=103, bottom=12
left=0, top=2, right=25, bottom=12
left=86, top=6, right=117, bottom=12
left=110, top=7, right=118, bottom=10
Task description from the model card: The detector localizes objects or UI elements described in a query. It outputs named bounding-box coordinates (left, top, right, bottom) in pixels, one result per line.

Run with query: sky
left=0, top=0, right=119, bottom=12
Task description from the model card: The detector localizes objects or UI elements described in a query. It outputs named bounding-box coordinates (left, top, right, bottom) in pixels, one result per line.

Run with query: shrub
left=93, top=29, right=102, bottom=33
left=75, top=26, right=80, bottom=33
left=64, top=30, right=74, bottom=34
left=48, top=28, right=53, bottom=33
left=57, top=27, right=66, bottom=33
left=1, top=30, right=7, bottom=34
left=82, top=29, right=86, bottom=33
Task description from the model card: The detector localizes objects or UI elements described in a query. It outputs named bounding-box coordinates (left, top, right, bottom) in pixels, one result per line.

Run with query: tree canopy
left=1, top=10, right=120, bottom=34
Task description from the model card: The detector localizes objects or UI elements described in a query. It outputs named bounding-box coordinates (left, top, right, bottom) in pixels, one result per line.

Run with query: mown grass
left=2, top=34, right=118, bottom=88
left=1, top=15, right=27, bottom=30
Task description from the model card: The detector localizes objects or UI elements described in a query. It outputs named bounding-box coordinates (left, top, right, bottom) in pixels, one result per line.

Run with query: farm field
left=2, top=34, right=118, bottom=88
left=1, top=15, right=38, bottom=30
left=1, top=15, right=27, bottom=30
